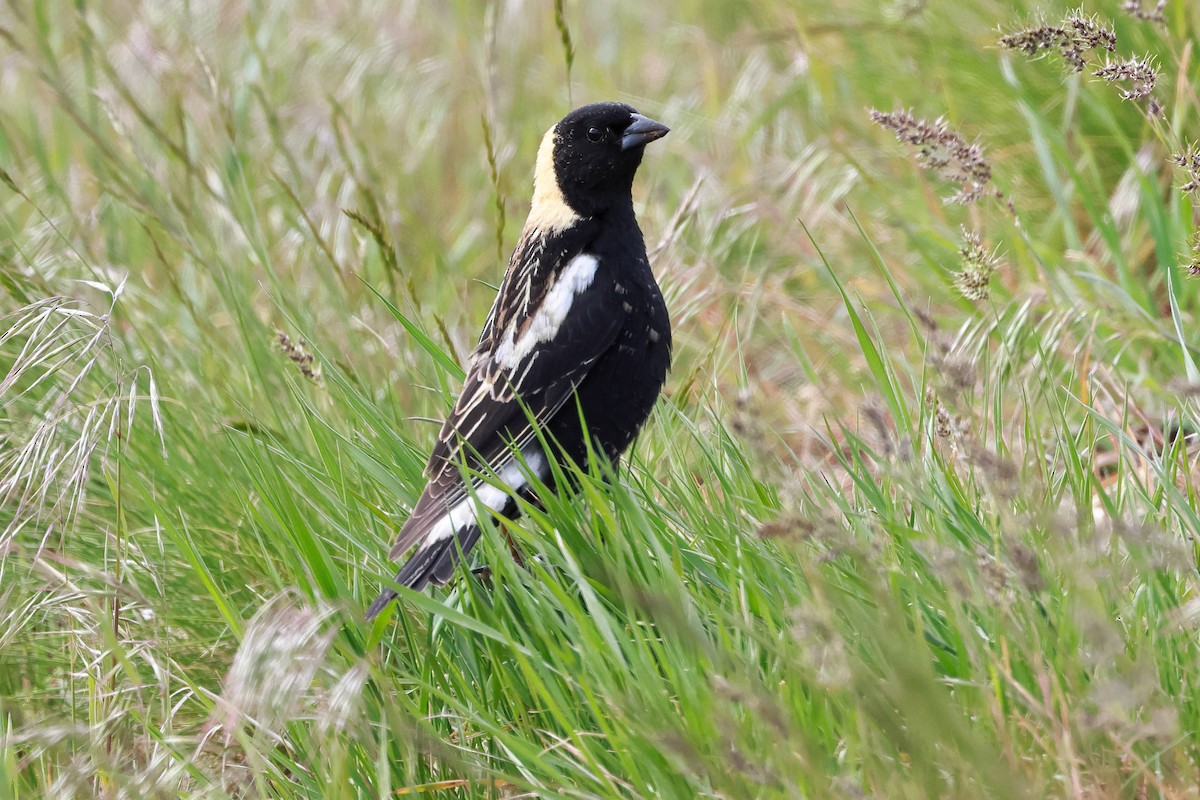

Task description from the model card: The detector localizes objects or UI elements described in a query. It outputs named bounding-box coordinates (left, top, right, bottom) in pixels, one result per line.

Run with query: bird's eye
left=586, top=126, right=605, bottom=143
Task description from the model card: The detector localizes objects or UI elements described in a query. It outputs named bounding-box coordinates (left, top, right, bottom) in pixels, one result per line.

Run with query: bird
left=365, top=102, right=672, bottom=620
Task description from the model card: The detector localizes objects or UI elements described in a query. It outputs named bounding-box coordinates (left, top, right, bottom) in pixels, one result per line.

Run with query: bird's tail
left=363, top=525, right=483, bottom=620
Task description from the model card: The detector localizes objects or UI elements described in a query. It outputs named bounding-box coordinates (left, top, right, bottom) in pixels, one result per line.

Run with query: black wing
left=385, top=225, right=625, bottom=562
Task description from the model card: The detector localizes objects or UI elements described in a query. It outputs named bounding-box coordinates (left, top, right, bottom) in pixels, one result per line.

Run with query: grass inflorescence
left=998, top=10, right=1116, bottom=72
left=955, top=226, right=1004, bottom=301
left=2, top=0, right=1200, bottom=798
left=868, top=109, right=1004, bottom=206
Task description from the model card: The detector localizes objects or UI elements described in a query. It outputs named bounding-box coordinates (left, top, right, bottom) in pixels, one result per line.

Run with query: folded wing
left=366, top=234, right=624, bottom=614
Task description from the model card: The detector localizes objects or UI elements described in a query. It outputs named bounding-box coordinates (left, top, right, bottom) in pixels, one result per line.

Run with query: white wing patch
left=424, top=449, right=547, bottom=543
left=493, top=253, right=599, bottom=369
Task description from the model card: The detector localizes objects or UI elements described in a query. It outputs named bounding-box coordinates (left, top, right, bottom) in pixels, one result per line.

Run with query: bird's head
left=530, top=102, right=669, bottom=228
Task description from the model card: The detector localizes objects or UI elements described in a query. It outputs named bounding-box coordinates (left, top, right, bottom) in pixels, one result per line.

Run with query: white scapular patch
left=493, top=253, right=599, bottom=368
left=525, top=127, right=581, bottom=234
left=425, top=450, right=546, bottom=543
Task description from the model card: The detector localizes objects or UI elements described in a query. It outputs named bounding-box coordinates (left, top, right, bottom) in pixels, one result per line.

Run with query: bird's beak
left=621, top=113, right=670, bottom=151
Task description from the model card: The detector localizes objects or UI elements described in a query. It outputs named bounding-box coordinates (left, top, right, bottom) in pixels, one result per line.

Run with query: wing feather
left=384, top=223, right=623, bottom=562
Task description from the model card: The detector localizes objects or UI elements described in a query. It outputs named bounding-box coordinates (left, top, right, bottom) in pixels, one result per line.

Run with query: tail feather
left=430, top=525, right=482, bottom=584
left=368, top=450, right=544, bottom=620
left=363, top=525, right=483, bottom=620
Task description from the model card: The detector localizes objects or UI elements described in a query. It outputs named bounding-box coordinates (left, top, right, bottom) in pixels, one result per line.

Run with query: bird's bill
left=621, top=113, right=670, bottom=151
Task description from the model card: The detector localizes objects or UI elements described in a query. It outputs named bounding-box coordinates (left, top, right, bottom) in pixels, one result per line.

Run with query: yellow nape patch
left=526, top=127, right=580, bottom=234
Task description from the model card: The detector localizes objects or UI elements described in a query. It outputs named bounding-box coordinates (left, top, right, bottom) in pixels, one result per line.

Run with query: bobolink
left=366, top=102, right=671, bottom=620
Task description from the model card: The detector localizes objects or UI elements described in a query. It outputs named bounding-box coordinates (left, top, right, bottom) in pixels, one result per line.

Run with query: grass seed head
left=975, top=546, right=1009, bottom=605
left=918, top=314, right=977, bottom=398
left=884, top=0, right=927, bottom=22
left=1009, top=543, right=1045, bottom=594
left=1173, top=149, right=1200, bottom=195
left=1121, top=0, right=1166, bottom=23
left=1066, top=11, right=1118, bottom=55
left=1094, top=55, right=1159, bottom=100
left=869, top=109, right=999, bottom=205
left=1183, top=230, right=1200, bottom=277
left=934, top=404, right=953, bottom=439
left=955, top=226, right=1003, bottom=301
left=275, top=329, right=322, bottom=383
left=999, top=11, right=1115, bottom=73
left=212, top=598, right=337, bottom=740
left=317, top=663, right=369, bottom=737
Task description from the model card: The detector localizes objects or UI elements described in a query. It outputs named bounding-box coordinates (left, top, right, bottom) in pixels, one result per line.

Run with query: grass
left=2, top=0, right=1200, bottom=796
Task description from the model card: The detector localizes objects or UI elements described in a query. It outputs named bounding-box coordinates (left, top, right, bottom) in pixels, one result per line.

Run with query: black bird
left=366, top=102, right=671, bottom=620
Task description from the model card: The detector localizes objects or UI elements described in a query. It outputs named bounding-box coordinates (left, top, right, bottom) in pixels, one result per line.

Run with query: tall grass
left=2, top=0, right=1199, bottom=797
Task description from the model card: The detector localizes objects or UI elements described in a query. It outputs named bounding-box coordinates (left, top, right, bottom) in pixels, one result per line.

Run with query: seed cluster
left=955, top=227, right=1004, bottom=302
left=1173, top=152, right=1200, bottom=275
left=1000, top=11, right=1160, bottom=114
left=1121, top=0, right=1166, bottom=23
left=998, top=13, right=1115, bottom=73
left=1186, top=232, right=1200, bottom=278
left=1173, top=151, right=1200, bottom=195
left=276, top=330, right=322, bottom=383
left=1094, top=56, right=1159, bottom=101
left=868, top=109, right=998, bottom=206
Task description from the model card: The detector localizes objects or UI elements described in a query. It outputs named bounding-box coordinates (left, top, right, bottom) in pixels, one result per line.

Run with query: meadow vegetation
left=2, top=0, right=1200, bottom=797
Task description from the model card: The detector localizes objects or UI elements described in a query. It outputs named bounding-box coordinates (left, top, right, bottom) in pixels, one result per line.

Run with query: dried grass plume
left=869, top=109, right=1006, bottom=207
